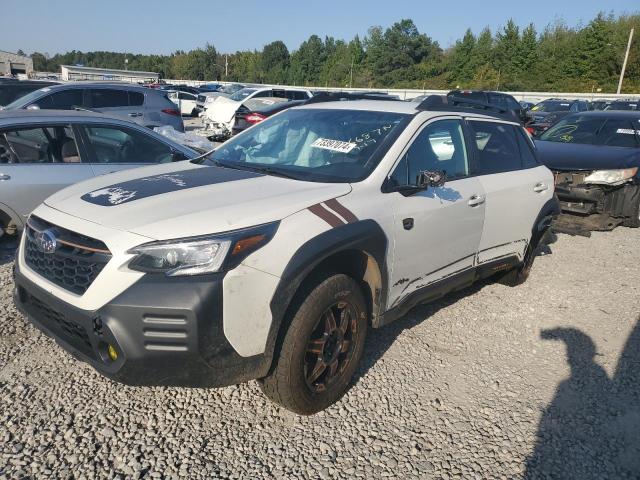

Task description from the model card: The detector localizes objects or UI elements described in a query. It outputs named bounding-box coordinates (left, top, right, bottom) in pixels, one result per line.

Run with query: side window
left=128, top=91, right=144, bottom=106
left=488, top=94, right=508, bottom=110
left=0, top=125, right=80, bottom=163
left=294, top=91, right=309, bottom=100
left=89, top=89, right=129, bottom=108
left=506, top=97, right=522, bottom=111
left=468, top=121, right=522, bottom=175
left=253, top=90, right=272, bottom=98
left=390, top=119, right=469, bottom=186
left=83, top=125, right=173, bottom=164
left=515, top=128, right=539, bottom=168
left=35, top=90, right=83, bottom=109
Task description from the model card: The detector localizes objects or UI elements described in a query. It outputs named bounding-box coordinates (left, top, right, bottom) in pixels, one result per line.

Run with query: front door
left=387, top=118, right=485, bottom=308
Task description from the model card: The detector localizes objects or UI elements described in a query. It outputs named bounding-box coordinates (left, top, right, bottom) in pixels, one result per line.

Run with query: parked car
left=520, top=101, right=535, bottom=111
left=0, top=110, right=196, bottom=238
left=447, top=90, right=528, bottom=124
left=605, top=100, right=639, bottom=111
left=195, top=83, right=246, bottom=114
left=203, top=87, right=313, bottom=139
left=528, top=99, right=590, bottom=125
left=167, top=91, right=198, bottom=116
left=589, top=100, right=614, bottom=111
left=232, top=98, right=300, bottom=135
left=158, top=85, right=201, bottom=95
left=535, top=111, right=640, bottom=233
left=0, top=80, right=58, bottom=108
left=12, top=95, right=557, bottom=414
left=3, top=83, right=184, bottom=132
left=525, top=111, right=573, bottom=137
left=198, top=83, right=222, bottom=92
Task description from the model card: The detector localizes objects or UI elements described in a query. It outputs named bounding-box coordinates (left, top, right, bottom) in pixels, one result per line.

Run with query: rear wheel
left=259, top=274, right=368, bottom=415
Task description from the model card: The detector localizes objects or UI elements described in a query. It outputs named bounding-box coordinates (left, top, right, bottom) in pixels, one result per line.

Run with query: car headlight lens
left=583, top=168, right=638, bottom=186
left=127, top=222, right=278, bottom=276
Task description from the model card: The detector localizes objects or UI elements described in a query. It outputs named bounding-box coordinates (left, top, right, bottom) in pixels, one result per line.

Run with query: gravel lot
left=1, top=228, right=639, bottom=479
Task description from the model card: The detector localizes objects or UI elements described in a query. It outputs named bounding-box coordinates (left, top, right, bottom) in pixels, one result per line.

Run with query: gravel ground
left=1, top=228, right=639, bottom=479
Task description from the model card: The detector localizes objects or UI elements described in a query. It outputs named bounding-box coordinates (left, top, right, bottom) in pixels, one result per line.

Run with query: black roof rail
left=416, top=95, right=519, bottom=121
left=304, top=91, right=401, bottom=105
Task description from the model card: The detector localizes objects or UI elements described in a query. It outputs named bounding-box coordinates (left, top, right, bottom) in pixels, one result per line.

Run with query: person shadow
left=525, top=320, right=640, bottom=479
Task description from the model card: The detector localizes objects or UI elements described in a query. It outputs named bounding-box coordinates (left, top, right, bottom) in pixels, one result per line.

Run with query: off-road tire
left=259, top=274, right=368, bottom=415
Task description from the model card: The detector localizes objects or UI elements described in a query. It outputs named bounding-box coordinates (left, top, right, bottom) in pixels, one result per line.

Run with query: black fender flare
left=532, top=195, right=561, bottom=247
left=263, top=219, right=389, bottom=367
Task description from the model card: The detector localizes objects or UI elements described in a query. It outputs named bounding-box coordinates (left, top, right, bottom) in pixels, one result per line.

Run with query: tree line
left=28, top=12, right=639, bottom=93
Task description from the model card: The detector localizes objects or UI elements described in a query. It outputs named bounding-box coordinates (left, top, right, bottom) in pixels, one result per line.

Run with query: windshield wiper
left=228, top=163, right=300, bottom=180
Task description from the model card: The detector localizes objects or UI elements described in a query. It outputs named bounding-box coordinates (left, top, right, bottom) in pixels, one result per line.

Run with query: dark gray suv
left=3, top=83, right=184, bottom=132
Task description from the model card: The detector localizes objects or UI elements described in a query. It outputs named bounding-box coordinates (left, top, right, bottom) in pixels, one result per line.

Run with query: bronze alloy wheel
left=304, top=300, right=359, bottom=393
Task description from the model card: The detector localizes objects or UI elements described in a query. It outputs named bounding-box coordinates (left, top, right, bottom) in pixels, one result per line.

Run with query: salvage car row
left=1, top=80, right=639, bottom=414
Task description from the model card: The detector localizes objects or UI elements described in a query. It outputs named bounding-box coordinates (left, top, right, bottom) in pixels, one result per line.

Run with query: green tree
left=261, top=41, right=289, bottom=84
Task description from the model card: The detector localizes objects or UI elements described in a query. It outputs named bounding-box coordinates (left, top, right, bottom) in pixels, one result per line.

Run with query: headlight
left=127, top=222, right=278, bottom=276
left=583, top=168, right=638, bottom=186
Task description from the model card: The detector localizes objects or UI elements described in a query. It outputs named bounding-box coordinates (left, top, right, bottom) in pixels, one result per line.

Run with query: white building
left=0, top=50, right=33, bottom=76
left=60, top=65, right=159, bottom=83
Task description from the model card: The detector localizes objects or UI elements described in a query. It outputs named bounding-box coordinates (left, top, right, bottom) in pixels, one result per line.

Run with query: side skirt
left=378, top=256, right=521, bottom=327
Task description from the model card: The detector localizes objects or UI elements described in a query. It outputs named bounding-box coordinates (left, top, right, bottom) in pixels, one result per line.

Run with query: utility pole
left=617, top=28, right=634, bottom=95
left=225, top=54, right=228, bottom=79
left=349, top=57, right=354, bottom=89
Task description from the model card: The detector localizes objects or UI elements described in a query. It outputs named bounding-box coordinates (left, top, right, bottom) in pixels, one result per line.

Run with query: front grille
left=24, top=216, right=112, bottom=295
left=553, top=170, right=591, bottom=186
left=27, top=292, right=93, bottom=354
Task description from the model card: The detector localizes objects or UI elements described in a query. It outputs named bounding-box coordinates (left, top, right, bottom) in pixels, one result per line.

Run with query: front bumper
left=13, top=262, right=270, bottom=388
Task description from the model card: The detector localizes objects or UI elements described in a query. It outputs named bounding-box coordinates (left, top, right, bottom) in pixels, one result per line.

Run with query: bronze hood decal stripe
left=308, top=203, right=345, bottom=227
left=324, top=198, right=359, bottom=223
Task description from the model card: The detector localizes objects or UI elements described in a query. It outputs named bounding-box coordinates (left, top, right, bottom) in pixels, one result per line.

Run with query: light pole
left=617, top=28, right=634, bottom=94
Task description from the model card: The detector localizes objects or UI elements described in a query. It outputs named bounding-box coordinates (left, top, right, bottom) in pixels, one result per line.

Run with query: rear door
left=87, top=88, right=141, bottom=123
left=467, top=119, right=552, bottom=264
left=0, top=124, right=92, bottom=223
left=78, top=123, right=179, bottom=176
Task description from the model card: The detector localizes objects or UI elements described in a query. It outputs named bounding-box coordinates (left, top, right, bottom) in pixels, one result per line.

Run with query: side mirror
left=416, top=170, right=446, bottom=189
left=171, top=150, right=188, bottom=162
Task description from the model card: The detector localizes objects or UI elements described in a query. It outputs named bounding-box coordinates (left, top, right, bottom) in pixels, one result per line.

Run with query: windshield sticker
left=616, top=128, right=640, bottom=135
left=310, top=138, right=357, bottom=153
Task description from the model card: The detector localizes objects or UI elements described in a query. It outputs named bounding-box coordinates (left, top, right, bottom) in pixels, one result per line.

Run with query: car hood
left=535, top=140, right=640, bottom=171
left=44, top=161, right=351, bottom=240
left=205, top=96, right=241, bottom=124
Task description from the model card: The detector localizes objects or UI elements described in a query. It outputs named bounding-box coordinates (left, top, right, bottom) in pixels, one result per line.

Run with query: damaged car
left=535, top=111, right=640, bottom=234
left=13, top=95, right=556, bottom=414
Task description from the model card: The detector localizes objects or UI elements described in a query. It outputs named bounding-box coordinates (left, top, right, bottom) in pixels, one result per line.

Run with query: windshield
left=606, top=101, right=638, bottom=111
left=539, top=114, right=640, bottom=148
left=202, top=108, right=409, bottom=182
left=229, top=88, right=256, bottom=102
left=3, top=88, right=47, bottom=110
left=531, top=101, right=572, bottom=113
left=222, top=84, right=244, bottom=94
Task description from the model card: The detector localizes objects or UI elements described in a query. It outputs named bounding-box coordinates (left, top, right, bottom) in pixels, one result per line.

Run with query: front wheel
left=259, top=274, right=368, bottom=415
left=623, top=188, right=640, bottom=228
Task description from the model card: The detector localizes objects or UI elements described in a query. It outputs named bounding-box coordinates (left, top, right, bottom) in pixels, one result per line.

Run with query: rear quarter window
left=129, top=91, right=144, bottom=106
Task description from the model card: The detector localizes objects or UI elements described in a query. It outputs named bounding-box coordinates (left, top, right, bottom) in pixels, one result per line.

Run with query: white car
left=13, top=96, right=558, bottom=414
left=202, top=87, right=313, bottom=139
left=167, top=91, right=198, bottom=117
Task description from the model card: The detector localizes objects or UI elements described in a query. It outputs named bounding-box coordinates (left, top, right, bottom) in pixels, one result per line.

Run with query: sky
left=1, top=0, right=638, bottom=56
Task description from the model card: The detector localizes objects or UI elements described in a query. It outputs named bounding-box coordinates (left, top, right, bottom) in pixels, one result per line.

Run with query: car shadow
left=524, top=320, right=640, bottom=479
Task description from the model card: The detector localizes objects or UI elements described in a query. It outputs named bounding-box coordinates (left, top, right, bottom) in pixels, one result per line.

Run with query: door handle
left=128, top=112, right=142, bottom=117
left=468, top=194, right=485, bottom=207
left=0, top=174, right=10, bottom=181
left=533, top=183, right=549, bottom=193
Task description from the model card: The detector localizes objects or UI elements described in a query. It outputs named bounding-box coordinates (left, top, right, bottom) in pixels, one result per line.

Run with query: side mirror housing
left=416, top=170, right=446, bottom=189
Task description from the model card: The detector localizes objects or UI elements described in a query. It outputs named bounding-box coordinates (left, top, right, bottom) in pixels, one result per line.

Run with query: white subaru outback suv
left=13, top=95, right=558, bottom=414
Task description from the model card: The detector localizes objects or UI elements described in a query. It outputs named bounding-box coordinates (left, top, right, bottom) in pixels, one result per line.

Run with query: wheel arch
left=262, top=219, right=389, bottom=373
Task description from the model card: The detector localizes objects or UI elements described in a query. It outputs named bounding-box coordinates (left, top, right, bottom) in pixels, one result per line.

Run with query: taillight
left=526, top=126, right=535, bottom=135
left=162, top=108, right=181, bottom=116
left=245, top=113, right=266, bottom=124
